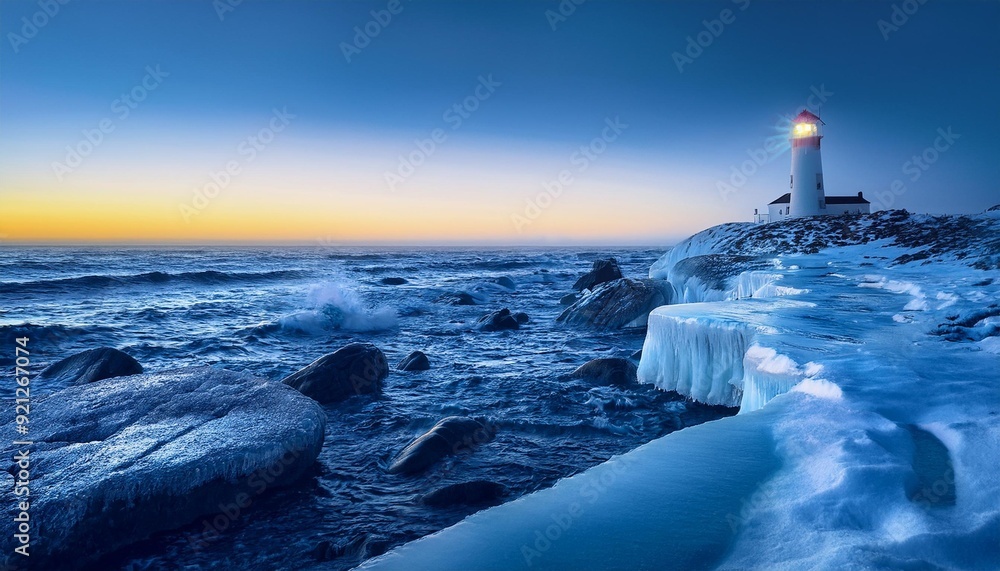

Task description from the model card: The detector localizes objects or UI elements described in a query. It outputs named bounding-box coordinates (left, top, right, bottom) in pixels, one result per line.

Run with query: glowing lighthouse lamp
left=788, top=110, right=826, bottom=217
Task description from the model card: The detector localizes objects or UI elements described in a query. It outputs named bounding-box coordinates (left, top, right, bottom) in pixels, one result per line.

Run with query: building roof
left=792, top=109, right=825, bottom=125
left=770, top=192, right=871, bottom=205
left=826, top=195, right=870, bottom=204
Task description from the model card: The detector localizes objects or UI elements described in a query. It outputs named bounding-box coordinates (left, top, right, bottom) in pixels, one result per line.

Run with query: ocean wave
left=276, top=282, right=398, bottom=334
left=0, top=269, right=307, bottom=294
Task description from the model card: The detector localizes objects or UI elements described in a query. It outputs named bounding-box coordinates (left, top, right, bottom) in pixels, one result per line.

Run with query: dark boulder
left=380, top=277, right=408, bottom=285
left=397, top=350, right=431, bottom=372
left=573, top=258, right=622, bottom=291
left=421, top=480, right=506, bottom=507
left=0, top=367, right=325, bottom=571
left=570, top=357, right=638, bottom=386
left=476, top=308, right=520, bottom=332
left=559, top=293, right=578, bottom=306
left=511, top=311, right=530, bottom=324
left=388, top=416, right=494, bottom=475
left=557, top=278, right=671, bottom=329
left=38, top=346, right=142, bottom=387
left=438, top=292, right=484, bottom=306
left=282, top=343, right=389, bottom=403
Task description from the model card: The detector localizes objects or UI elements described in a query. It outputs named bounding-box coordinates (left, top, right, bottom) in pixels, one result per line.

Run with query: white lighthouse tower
left=788, top=109, right=826, bottom=217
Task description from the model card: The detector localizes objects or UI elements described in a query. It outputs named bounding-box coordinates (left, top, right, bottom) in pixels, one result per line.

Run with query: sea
left=0, top=246, right=733, bottom=571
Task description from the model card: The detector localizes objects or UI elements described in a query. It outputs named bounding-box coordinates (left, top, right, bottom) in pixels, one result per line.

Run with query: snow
left=354, top=212, right=1000, bottom=571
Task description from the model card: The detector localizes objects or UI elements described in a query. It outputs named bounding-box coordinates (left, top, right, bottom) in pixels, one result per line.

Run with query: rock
left=381, top=277, right=408, bottom=285
left=397, top=350, right=430, bottom=371
left=0, top=367, right=325, bottom=570
left=476, top=308, right=520, bottom=332
left=421, top=480, right=506, bottom=507
left=37, top=346, right=142, bottom=387
left=282, top=343, right=389, bottom=403
left=494, top=276, right=516, bottom=290
left=570, top=357, right=638, bottom=386
left=511, top=311, right=530, bottom=324
left=388, top=416, right=494, bottom=475
left=573, top=258, right=622, bottom=291
left=559, top=293, right=578, bottom=306
left=438, top=292, right=483, bottom=306
left=557, top=278, right=671, bottom=329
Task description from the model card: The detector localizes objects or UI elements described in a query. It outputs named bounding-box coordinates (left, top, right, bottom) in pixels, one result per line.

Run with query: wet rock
left=0, top=367, right=325, bottom=571
left=573, top=258, right=622, bottom=291
left=570, top=357, right=638, bottom=386
left=557, top=278, right=671, bottom=329
left=476, top=308, right=520, bottom=332
left=389, top=416, right=494, bottom=475
left=439, top=292, right=484, bottom=306
left=380, top=277, right=408, bottom=285
left=397, top=350, right=431, bottom=371
left=421, top=480, right=506, bottom=507
left=282, top=343, right=389, bottom=403
left=511, top=311, right=530, bottom=324
left=560, top=293, right=578, bottom=306
left=38, top=346, right=142, bottom=387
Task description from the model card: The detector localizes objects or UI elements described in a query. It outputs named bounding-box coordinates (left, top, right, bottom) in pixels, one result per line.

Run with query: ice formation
left=355, top=210, right=1000, bottom=571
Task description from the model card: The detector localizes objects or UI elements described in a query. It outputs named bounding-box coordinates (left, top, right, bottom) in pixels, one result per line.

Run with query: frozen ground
left=355, top=211, right=1000, bottom=570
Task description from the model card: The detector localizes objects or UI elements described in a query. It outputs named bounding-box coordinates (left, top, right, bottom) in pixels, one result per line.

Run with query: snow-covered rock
left=0, top=367, right=326, bottom=570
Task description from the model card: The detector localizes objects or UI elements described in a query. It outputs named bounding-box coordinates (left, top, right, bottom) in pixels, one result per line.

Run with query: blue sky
left=1, top=0, right=998, bottom=243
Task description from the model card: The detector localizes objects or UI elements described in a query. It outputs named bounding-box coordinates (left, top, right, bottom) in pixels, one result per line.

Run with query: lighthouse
left=762, top=108, right=871, bottom=222
left=788, top=109, right=826, bottom=217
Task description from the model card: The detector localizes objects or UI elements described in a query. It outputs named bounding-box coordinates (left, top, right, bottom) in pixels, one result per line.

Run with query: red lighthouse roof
left=793, top=109, right=825, bottom=124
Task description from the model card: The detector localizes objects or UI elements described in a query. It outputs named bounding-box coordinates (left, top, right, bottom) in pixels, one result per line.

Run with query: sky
left=1, top=0, right=998, bottom=245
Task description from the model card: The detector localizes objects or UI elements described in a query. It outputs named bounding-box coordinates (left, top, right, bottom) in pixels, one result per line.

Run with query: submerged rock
left=557, top=278, right=671, bottom=329
left=283, top=343, right=389, bottom=403
left=388, top=416, right=494, bottom=475
left=380, top=277, right=408, bottom=285
left=573, top=258, right=623, bottom=291
left=494, top=276, right=516, bottom=290
left=397, top=350, right=431, bottom=371
left=37, top=346, right=142, bottom=386
left=476, top=308, right=520, bottom=332
left=0, top=367, right=325, bottom=570
left=512, top=311, right=530, bottom=324
left=421, top=480, right=506, bottom=507
left=571, top=357, right=638, bottom=386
